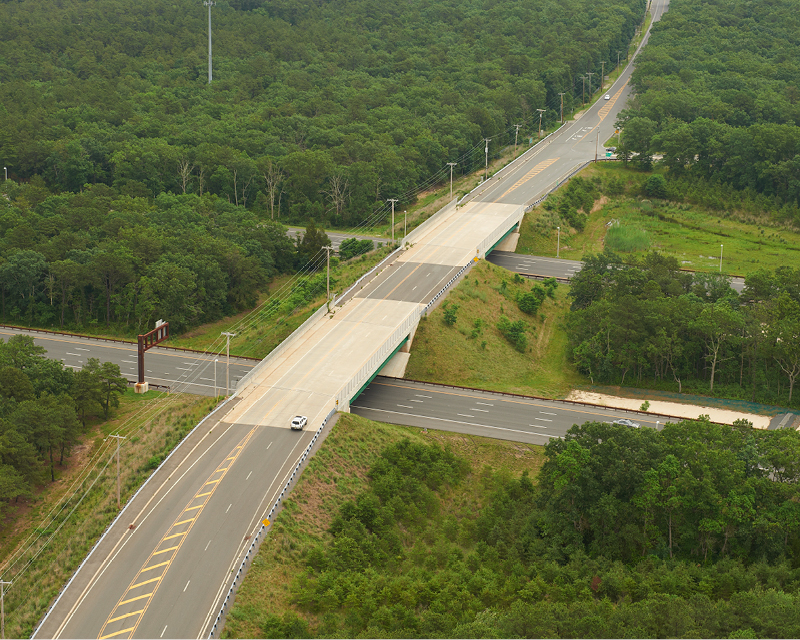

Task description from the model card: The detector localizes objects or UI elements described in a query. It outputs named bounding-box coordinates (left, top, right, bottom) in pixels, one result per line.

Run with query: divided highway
left=33, top=1, right=674, bottom=637
left=352, top=377, right=672, bottom=446
left=487, top=250, right=747, bottom=293
left=0, top=326, right=255, bottom=396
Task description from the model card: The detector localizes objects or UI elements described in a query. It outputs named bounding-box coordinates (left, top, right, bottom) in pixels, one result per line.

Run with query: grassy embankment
left=404, top=260, right=581, bottom=399
left=0, top=390, right=219, bottom=637
left=223, top=412, right=545, bottom=638
left=516, top=163, right=800, bottom=276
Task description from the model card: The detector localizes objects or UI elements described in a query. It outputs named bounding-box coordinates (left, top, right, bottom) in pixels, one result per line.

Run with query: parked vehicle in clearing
left=290, top=415, right=308, bottom=430
left=612, top=418, right=640, bottom=428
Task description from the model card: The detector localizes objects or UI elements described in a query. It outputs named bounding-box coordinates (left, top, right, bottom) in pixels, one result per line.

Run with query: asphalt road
left=351, top=377, right=674, bottom=446
left=0, top=326, right=256, bottom=396
left=286, top=227, right=386, bottom=251
left=37, top=400, right=315, bottom=639
left=33, top=2, right=674, bottom=637
left=487, top=250, right=747, bottom=292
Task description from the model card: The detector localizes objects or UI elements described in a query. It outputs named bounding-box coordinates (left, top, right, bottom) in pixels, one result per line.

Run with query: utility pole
left=446, top=162, right=457, bottom=199
left=483, top=139, right=491, bottom=181
left=600, top=61, right=605, bottom=91
left=221, top=332, right=235, bottom=395
left=513, top=124, right=522, bottom=156
left=587, top=72, right=595, bottom=98
left=387, top=199, right=398, bottom=244
left=204, top=1, right=215, bottom=84
left=558, top=93, right=565, bottom=123
left=556, top=227, right=560, bottom=258
left=109, top=434, right=126, bottom=510
left=617, top=51, right=621, bottom=70
left=324, top=245, right=333, bottom=305
left=0, top=580, right=10, bottom=640
left=404, top=211, right=407, bottom=238
left=580, top=76, right=586, bottom=105
left=536, top=109, right=545, bottom=138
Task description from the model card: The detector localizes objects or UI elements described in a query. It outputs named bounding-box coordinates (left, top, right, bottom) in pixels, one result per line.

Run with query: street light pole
left=536, top=109, right=545, bottom=138
left=404, top=210, right=407, bottom=238
left=720, top=244, right=724, bottom=272
left=2, top=167, right=6, bottom=181
left=214, top=358, right=218, bottom=396
left=557, top=227, right=560, bottom=258
left=484, top=139, right=491, bottom=181
left=204, top=1, right=215, bottom=84
left=387, top=199, right=398, bottom=244
left=446, top=162, right=457, bottom=199
left=221, top=332, right=235, bottom=395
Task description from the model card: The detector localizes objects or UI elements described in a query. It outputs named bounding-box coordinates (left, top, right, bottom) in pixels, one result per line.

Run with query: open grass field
left=517, top=164, right=800, bottom=277
left=223, top=412, right=545, bottom=638
left=404, top=260, right=583, bottom=399
left=0, top=390, right=219, bottom=637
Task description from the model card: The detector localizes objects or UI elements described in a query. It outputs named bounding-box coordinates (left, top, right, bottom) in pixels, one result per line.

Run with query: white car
left=290, top=415, right=307, bottom=430
left=604, top=94, right=611, bottom=100
left=613, top=418, right=640, bottom=428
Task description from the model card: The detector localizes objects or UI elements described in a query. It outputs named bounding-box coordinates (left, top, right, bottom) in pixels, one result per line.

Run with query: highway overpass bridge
left=33, top=0, right=672, bottom=635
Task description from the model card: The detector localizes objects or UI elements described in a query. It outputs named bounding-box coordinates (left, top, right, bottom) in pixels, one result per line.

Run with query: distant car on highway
left=604, top=93, right=610, bottom=100
left=612, top=418, right=640, bottom=428
left=290, top=415, right=308, bottom=430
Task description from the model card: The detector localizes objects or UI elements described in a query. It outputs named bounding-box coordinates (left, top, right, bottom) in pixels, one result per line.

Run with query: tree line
left=566, top=251, right=800, bottom=408
left=616, top=0, right=800, bottom=224
left=259, top=423, right=800, bottom=638
left=0, top=335, right=128, bottom=513
left=0, top=184, right=300, bottom=333
left=0, top=0, right=645, bottom=225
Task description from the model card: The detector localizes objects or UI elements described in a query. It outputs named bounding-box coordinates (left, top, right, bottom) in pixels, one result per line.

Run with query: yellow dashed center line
left=140, top=560, right=170, bottom=573
left=500, top=157, right=559, bottom=198
left=99, top=626, right=135, bottom=639
left=151, top=546, right=178, bottom=556
left=97, top=426, right=258, bottom=639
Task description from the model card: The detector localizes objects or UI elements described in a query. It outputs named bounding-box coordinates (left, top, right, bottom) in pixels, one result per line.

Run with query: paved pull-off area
left=35, top=1, right=676, bottom=636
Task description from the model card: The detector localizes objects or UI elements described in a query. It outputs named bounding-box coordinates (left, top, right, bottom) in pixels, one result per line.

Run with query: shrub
left=443, top=304, right=459, bottom=326
left=497, top=315, right=527, bottom=352
left=518, top=291, right=542, bottom=315
left=645, top=174, right=668, bottom=199
left=339, top=237, right=374, bottom=260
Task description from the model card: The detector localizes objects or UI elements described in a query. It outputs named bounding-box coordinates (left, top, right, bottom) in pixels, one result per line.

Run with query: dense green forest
left=565, top=251, right=800, bottom=408
left=0, top=0, right=644, bottom=223
left=0, top=184, right=300, bottom=331
left=618, top=0, right=800, bottom=223
left=0, top=335, right=127, bottom=509
left=264, top=427, right=800, bottom=638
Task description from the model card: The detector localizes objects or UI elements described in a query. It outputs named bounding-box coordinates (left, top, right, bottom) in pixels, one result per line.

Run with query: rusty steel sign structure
left=136, top=320, right=169, bottom=392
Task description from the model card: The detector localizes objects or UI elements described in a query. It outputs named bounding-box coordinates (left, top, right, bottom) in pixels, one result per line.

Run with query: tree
left=295, top=221, right=331, bottom=270
left=259, top=157, right=285, bottom=220
left=768, top=293, right=800, bottom=404
left=690, top=301, right=743, bottom=392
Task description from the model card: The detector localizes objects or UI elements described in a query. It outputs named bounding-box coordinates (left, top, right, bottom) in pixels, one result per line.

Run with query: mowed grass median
left=516, top=164, right=800, bottom=276
left=404, top=260, right=582, bottom=399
